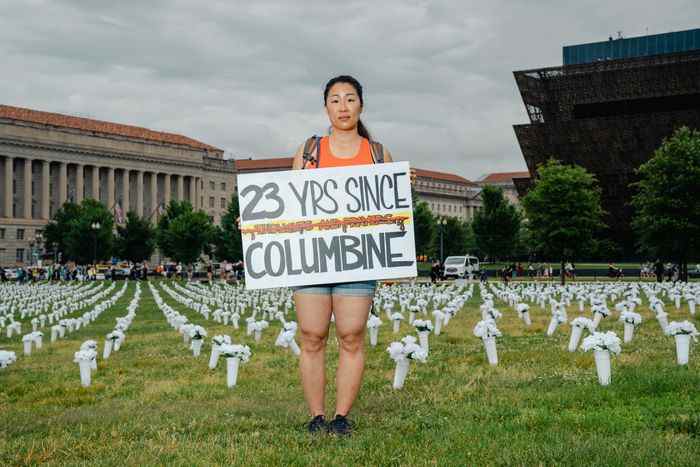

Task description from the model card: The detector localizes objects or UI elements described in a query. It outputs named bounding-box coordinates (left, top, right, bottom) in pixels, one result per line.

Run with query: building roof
left=234, top=157, right=293, bottom=171
left=479, top=171, right=531, bottom=183
left=414, top=168, right=475, bottom=185
left=0, top=104, right=223, bottom=152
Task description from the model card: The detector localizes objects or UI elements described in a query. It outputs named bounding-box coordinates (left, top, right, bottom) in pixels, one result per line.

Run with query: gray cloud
left=1, top=0, right=699, bottom=178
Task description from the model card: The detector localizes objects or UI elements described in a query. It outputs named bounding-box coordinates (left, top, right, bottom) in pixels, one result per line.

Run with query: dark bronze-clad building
left=513, top=28, right=700, bottom=255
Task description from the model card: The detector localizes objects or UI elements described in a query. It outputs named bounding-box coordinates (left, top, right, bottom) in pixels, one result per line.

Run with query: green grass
left=1, top=281, right=699, bottom=466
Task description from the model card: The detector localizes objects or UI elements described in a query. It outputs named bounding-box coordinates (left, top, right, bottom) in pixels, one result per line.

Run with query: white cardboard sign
left=238, top=161, right=417, bottom=289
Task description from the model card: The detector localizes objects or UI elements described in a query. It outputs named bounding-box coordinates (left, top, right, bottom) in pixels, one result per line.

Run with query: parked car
left=3, top=268, right=19, bottom=280
left=442, top=255, right=480, bottom=279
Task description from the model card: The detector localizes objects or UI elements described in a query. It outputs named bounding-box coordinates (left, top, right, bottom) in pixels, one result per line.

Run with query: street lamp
left=91, top=221, right=101, bottom=266
left=28, top=236, right=35, bottom=267
left=438, top=217, right=447, bottom=264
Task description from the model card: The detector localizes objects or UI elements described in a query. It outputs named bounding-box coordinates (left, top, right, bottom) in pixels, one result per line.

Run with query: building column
left=41, top=160, right=50, bottom=220
left=150, top=172, right=158, bottom=217
left=122, top=168, right=130, bottom=213
left=188, top=176, right=196, bottom=206
left=136, top=170, right=144, bottom=217
left=75, top=164, right=84, bottom=204
left=163, top=173, right=171, bottom=206
left=3, top=156, right=13, bottom=218
left=195, top=177, right=200, bottom=209
left=177, top=175, right=184, bottom=201
left=58, top=162, right=68, bottom=206
left=23, top=158, right=32, bottom=219
left=91, top=166, right=100, bottom=201
left=107, top=167, right=115, bottom=210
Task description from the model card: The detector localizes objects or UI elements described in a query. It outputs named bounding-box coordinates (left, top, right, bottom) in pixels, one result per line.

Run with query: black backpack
left=301, top=135, right=384, bottom=169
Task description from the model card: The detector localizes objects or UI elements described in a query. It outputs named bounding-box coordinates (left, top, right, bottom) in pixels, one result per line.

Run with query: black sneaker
left=328, top=414, right=353, bottom=436
left=307, top=415, right=327, bottom=434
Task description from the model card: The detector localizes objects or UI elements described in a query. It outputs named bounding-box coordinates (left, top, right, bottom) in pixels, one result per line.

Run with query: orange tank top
left=312, top=136, right=374, bottom=168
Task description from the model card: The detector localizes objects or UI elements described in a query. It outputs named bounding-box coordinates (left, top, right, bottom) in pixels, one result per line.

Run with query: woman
left=290, top=75, right=402, bottom=436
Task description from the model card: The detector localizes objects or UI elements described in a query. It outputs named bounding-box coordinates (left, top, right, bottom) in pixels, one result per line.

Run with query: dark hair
left=323, top=75, right=371, bottom=140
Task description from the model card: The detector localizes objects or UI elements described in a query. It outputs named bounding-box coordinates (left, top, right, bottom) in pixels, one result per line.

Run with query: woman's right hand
left=236, top=216, right=241, bottom=229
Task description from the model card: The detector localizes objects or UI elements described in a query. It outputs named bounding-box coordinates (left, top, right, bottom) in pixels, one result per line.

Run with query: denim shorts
left=291, top=280, right=377, bottom=297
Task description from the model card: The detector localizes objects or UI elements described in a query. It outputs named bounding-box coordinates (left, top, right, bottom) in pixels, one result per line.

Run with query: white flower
left=189, top=325, right=207, bottom=340
left=367, top=315, right=383, bottom=329
left=413, top=319, right=433, bottom=333
left=218, top=344, right=252, bottom=362
left=516, top=303, right=529, bottom=314
left=664, top=321, right=699, bottom=341
left=581, top=331, right=622, bottom=355
left=473, top=319, right=502, bottom=339
left=619, top=311, right=642, bottom=326
left=212, top=335, right=231, bottom=346
left=386, top=337, right=428, bottom=362
left=570, top=317, right=595, bottom=331
left=0, top=350, right=18, bottom=368
left=80, top=340, right=98, bottom=351
left=592, top=305, right=610, bottom=317
left=390, top=312, right=404, bottom=321
left=73, top=349, right=97, bottom=362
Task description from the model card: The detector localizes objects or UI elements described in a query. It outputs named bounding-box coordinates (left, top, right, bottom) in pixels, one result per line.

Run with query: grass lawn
left=1, top=280, right=699, bottom=466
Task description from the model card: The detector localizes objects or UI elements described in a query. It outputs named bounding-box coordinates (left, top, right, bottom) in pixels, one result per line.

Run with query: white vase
left=594, top=350, right=611, bottom=386
left=226, top=357, right=240, bottom=388
left=393, top=320, right=400, bottom=333
left=254, top=330, right=262, bottom=342
left=35, top=337, right=42, bottom=349
left=103, top=340, right=113, bottom=359
left=50, top=328, right=58, bottom=342
left=592, top=313, right=602, bottom=330
left=689, top=301, right=696, bottom=316
left=191, top=339, right=203, bottom=357
left=578, top=300, right=584, bottom=312
left=392, top=359, right=410, bottom=389
left=418, top=332, right=429, bottom=355
left=408, top=312, right=416, bottom=324
left=288, top=339, right=301, bottom=356
left=113, top=339, right=122, bottom=352
left=434, top=319, right=442, bottom=336
left=522, top=311, right=531, bottom=326
left=209, top=346, right=220, bottom=369
left=546, top=318, right=558, bottom=336
left=657, top=315, right=668, bottom=332
left=675, top=296, right=681, bottom=309
left=623, top=322, right=635, bottom=343
left=23, top=341, right=32, bottom=356
left=674, top=334, right=690, bottom=365
left=483, top=337, right=498, bottom=366
left=568, top=326, right=583, bottom=352
left=369, top=327, right=378, bottom=346
left=79, top=361, right=92, bottom=387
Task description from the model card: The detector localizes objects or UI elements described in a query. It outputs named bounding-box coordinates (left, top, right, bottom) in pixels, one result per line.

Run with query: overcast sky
left=1, top=1, right=699, bottom=180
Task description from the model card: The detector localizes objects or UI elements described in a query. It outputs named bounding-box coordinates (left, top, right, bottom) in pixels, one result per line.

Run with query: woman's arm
left=291, top=143, right=306, bottom=170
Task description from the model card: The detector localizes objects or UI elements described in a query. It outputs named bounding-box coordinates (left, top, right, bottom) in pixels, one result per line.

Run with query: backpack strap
left=301, top=136, right=321, bottom=169
left=370, top=141, right=384, bottom=164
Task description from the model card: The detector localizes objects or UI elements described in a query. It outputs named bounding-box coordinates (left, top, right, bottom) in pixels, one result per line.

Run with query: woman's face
left=325, top=82, right=362, bottom=132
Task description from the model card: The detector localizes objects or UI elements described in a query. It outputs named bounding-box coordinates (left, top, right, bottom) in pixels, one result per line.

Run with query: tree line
left=42, top=127, right=699, bottom=282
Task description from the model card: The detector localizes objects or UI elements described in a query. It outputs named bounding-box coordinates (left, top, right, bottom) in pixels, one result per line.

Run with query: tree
left=65, top=199, right=115, bottom=264
left=521, top=159, right=605, bottom=284
left=413, top=201, right=436, bottom=259
left=115, top=212, right=156, bottom=263
left=472, top=185, right=522, bottom=261
left=631, top=126, right=700, bottom=282
left=214, top=194, right=243, bottom=261
left=43, top=202, right=81, bottom=260
left=156, top=200, right=194, bottom=259
left=161, top=210, right=215, bottom=266
left=432, top=217, right=470, bottom=260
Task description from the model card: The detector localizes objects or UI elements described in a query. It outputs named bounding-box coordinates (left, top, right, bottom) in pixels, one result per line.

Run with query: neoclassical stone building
left=0, top=105, right=235, bottom=266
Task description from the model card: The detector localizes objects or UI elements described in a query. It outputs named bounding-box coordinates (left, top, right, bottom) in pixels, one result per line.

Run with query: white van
left=443, top=255, right=480, bottom=279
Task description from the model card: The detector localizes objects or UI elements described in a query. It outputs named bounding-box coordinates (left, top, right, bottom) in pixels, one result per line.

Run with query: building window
left=16, top=229, right=24, bottom=240
left=0, top=228, right=5, bottom=239
left=209, top=181, right=215, bottom=191
left=220, top=197, right=226, bottom=209
left=220, top=182, right=226, bottom=191
left=208, top=215, right=214, bottom=223
left=16, top=248, right=24, bottom=262
left=209, top=196, right=215, bottom=208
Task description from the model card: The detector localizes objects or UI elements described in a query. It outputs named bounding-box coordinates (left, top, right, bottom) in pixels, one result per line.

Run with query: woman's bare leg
left=295, top=292, right=332, bottom=417
left=332, top=294, right=372, bottom=416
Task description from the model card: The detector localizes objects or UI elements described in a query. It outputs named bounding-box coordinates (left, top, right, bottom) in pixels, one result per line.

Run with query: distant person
left=430, top=260, right=441, bottom=283
left=654, top=259, right=664, bottom=282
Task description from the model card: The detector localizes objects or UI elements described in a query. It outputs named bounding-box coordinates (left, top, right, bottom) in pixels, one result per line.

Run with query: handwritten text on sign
left=238, top=162, right=417, bottom=289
